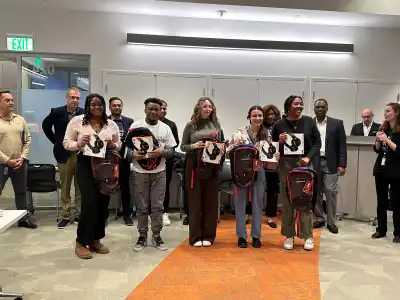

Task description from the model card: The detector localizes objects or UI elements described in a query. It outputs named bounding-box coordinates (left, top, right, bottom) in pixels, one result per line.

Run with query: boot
left=89, top=240, right=109, bottom=254
left=75, top=242, right=93, bottom=259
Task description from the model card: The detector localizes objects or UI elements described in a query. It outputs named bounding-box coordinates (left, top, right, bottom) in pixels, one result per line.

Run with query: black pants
left=163, top=158, right=174, bottom=213
left=186, top=157, right=219, bottom=245
left=76, top=155, right=110, bottom=246
left=265, top=171, right=279, bottom=217
left=119, top=158, right=132, bottom=217
left=375, top=175, right=400, bottom=237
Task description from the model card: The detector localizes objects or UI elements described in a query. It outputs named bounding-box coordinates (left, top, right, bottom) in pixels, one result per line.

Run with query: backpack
left=189, top=135, right=223, bottom=188
left=229, top=144, right=259, bottom=201
left=125, top=127, right=161, bottom=171
left=286, top=167, right=317, bottom=236
left=91, top=150, right=120, bottom=195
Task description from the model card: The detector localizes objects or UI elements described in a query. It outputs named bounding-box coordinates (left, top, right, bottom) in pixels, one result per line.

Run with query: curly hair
left=82, top=93, right=108, bottom=127
left=379, top=102, right=400, bottom=133
left=262, top=104, right=281, bottom=126
left=283, top=95, right=303, bottom=117
left=190, top=97, right=221, bottom=130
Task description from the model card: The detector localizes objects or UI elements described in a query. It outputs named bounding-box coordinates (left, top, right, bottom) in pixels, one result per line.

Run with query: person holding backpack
left=227, top=106, right=274, bottom=248
left=271, top=95, right=321, bottom=251
left=181, top=97, right=224, bottom=247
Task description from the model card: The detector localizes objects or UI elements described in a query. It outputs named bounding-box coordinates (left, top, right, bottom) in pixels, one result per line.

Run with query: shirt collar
left=317, top=116, right=327, bottom=125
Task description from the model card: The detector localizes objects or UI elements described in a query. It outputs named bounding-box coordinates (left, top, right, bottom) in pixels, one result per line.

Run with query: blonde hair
left=66, top=87, right=80, bottom=96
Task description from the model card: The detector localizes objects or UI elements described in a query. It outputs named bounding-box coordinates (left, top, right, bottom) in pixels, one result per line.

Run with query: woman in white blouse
left=63, top=93, right=121, bottom=259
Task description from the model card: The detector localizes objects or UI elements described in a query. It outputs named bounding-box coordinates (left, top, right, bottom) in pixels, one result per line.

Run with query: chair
left=0, top=286, right=23, bottom=299
left=175, top=168, right=185, bottom=219
left=218, top=162, right=234, bottom=222
left=26, top=164, right=60, bottom=221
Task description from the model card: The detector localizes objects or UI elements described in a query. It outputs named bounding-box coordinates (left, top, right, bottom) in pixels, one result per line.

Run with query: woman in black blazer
left=372, top=103, right=400, bottom=243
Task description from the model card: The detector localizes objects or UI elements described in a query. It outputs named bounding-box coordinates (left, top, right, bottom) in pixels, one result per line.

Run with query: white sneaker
left=193, top=241, right=202, bottom=247
left=284, top=237, right=294, bottom=250
left=202, top=241, right=212, bottom=247
left=304, top=238, right=314, bottom=251
left=162, top=213, right=171, bottom=226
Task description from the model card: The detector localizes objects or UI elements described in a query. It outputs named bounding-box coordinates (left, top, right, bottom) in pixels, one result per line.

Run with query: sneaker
left=58, top=219, right=70, bottom=229
left=237, top=238, right=247, bottom=248
left=252, top=237, right=262, bottom=248
left=284, top=237, right=294, bottom=250
left=133, top=236, right=147, bottom=252
left=202, top=240, right=212, bottom=247
left=182, top=216, right=189, bottom=225
left=193, top=241, right=202, bottom=247
left=304, top=238, right=314, bottom=251
left=163, top=213, right=171, bottom=226
left=152, top=235, right=168, bottom=251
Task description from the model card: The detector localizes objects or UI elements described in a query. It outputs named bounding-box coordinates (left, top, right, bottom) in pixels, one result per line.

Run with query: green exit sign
left=6, top=36, right=34, bottom=52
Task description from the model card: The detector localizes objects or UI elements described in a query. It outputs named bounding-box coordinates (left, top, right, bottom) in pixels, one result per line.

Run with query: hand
left=299, top=157, right=310, bottom=166
left=192, top=141, right=205, bottom=149
left=337, top=167, right=346, bottom=176
left=279, top=133, right=287, bottom=144
left=77, top=134, right=91, bottom=149
left=6, top=159, right=17, bottom=168
left=147, top=148, right=163, bottom=159
left=14, top=157, right=25, bottom=169
left=376, top=131, right=388, bottom=142
left=106, top=140, right=117, bottom=149
left=133, top=150, right=146, bottom=161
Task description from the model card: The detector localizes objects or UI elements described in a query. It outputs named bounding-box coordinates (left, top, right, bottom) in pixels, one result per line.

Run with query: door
left=356, top=82, right=399, bottom=125
left=155, top=74, right=208, bottom=142
left=104, top=72, right=157, bottom=121
left=312, top=80, right=357, bottom=135
left=258, top=78, right=308, bottom=116
left=210, top=76, right=258, bottom=138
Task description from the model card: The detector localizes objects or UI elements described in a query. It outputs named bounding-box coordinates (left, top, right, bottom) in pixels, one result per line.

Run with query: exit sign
left=6, top=36, right=34, bottom=52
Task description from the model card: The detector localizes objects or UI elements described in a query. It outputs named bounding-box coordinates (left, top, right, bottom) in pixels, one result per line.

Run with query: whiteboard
left=258, top=78, right=308, bottom=116
left=210, top=76, right=258, bottom=138
left=155, top=74, right=208, bottom=145
left=105, top=73, right=156, bottom=121
left=356, top=82, right=399, bottom=125
left=312, top=80, right=357, bottom=135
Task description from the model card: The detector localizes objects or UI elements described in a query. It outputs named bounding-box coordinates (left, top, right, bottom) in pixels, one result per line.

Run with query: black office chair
left=173, top=153, right=186, bottom=219
left=26, top=164, right=60, bottom=221
left=218, top=161, right=234, bottom=222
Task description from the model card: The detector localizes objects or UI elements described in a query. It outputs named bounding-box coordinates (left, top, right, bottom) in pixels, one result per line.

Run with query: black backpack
left=91, top=150, right=120, bottom=195
left=125, top=127, right=161, bottom=171
left=286, top=167, right=317, bottom=236
left=229, top=144, right=259, bottom=200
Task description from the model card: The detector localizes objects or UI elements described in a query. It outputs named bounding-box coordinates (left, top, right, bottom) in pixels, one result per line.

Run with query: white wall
left=1, top=7, right=400, bottom=94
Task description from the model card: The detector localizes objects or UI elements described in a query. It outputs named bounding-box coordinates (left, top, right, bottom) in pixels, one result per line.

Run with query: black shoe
left=238, top=238, right=247, bottom=248
left=267, top=221, right=277, bottom=228
left=124, top=216, right=133, bottom=226
left=327, top=224, right=339, bottom=234
left=371, top=232, right=386, bottom=239
left=393, top=236, right=400, bottom=243
left=313, top=220, right=325, bottom=229
left=183, top=216, right=189, bottom=225
left=152, top=235, right=168, bottom=251
left=133, top=236, right=147, bottom=252
left=252, top=237, right=262, bottom=248
left=57, top=219, right=70, bottom=229
left=18, top=219, right=37, bottom=229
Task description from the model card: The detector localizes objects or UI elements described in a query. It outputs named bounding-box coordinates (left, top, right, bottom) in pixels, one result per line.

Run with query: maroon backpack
left=91, top=150, right=120, bottom=195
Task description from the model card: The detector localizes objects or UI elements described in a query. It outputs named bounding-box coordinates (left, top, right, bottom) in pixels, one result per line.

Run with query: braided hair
left=82, top=93, right=108, bottom=127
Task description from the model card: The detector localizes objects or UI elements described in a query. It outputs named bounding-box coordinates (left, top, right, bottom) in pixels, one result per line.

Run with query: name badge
left=381, top=157, right=386, bottom=166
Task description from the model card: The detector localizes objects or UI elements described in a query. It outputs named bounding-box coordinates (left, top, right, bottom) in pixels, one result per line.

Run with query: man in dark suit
left=108, top=97, right=134, bottom=226
left=42, top=88, right=84, bottom=228
left=350, top=108, right=380, bottom=136
left=313, top=99, right=347, bottom=234
left=159, top=100, right=179, bottom=226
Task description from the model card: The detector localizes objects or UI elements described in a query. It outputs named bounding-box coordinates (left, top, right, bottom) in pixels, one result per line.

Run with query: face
left=160, top=103, right=167, bottom=119
left=200, top=100, right=213, bottom=118
left=0, top=93, right=14, bottom=113
left=145, top=102, right=161, bottom=121
left=384, top=105, right=397, bottom=122
left=250, top=109, right=263, bottom=127
left=89, top=97, right=104, bottom=117
left=66, top=89, right=80, bottom=111
left=362, top=109, right=373, bottom=127
left=314, top=100, right=328, bottom=119
left=110, top=99, right=123, bottom=116
left=289, top=97, right=304, bottom=117
left=265, top=109, right=276, bottom=125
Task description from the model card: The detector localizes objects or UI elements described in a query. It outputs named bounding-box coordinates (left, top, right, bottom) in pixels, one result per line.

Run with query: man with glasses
left=350, top=108, right=380, bottom=136
left=42, top=87, right=84, bottom=228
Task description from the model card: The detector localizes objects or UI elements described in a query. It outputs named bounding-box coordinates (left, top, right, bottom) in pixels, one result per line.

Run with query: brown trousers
left=185, top=157, right=220, bottom=245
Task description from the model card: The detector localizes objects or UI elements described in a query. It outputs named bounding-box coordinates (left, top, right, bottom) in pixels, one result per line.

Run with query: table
left=0, top=210, right=27, bottom=299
